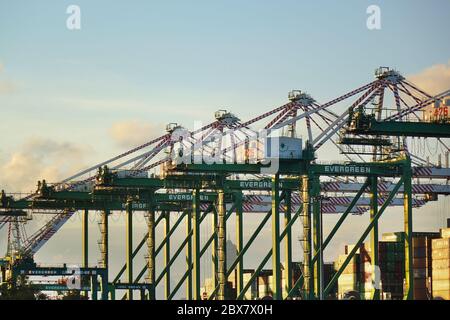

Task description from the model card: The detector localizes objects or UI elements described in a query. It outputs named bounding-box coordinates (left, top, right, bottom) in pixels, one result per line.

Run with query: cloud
left=109, top=120, right=164, bottom=148
left=0, top=80, right=16, bottom=94
left=56, top=97, right=149, bottom=111
left=0, top=138, right=90, bottom=193
left=408, top=60, right=450, bottom=95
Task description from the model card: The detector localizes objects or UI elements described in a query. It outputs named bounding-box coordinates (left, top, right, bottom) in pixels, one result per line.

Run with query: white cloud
left=0, top=138, right=91, bottom=193
left=109, top=119, right=164, bottom=148
left=0, top=80, right=16, bottom=94
left=408, top=60, right=450, bottom=95
left=56, top=97, right=149, bottom=111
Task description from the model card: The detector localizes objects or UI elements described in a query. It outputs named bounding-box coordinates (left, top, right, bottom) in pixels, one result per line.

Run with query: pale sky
left=1, top=1, right=450, bottom=299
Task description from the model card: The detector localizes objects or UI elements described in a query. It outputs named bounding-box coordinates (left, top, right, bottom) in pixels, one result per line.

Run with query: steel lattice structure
left=0, top=67, right=449, bottom=300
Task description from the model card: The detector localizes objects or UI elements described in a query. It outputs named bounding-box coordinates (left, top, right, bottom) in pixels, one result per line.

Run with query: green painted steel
left=126, top=201, right=133, bottom=300
left=133, top=211, right=200, bottom=284
left=301, top=175, right=312, bottom=299
left=217, top=191, right=227, bottom=300
left=403, top=164, right=414, bottom=300
left=211, top=206, right=218, bottom=290
left=235, top=203, right=302, bottom=300
left=91, top=275, right=98, bottom=300
left=235, top=192, right=244, bottom=297
left=284, top=191, right=292, bottom=299
left=192, top=189, right=201, bottom=300
left=113, top=214, right=164, bottom=283
left=208, top=206, right=275, bottom=300
left=168, top=208, right=231, bottom=300
left=82, top=209, right=89, bottom=298
left=175, top=158, right=405, bottom=177
left=147, top=209, right=156, bottom=300
left=100, top=210, right=109, bottom=300
left=164, top=211, right=171, bottom=299
left=323, top=177, right=405, bottom=297
left=312, top=177, right=321, bottom=299
left=0, top=139, right=420, bottom=302
left=370, top=177, right=380, bottom=300
left=287, top=179, right=370, bottom=299
left=31, top=284, right=91, bottom=291
left=351, top=119, right=450, bottom=138
left=96, top=175, right=301, bottom=191
left=185, top=210, right=192, bottom=300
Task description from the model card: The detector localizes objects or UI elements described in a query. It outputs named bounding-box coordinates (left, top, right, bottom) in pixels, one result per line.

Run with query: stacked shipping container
left=379, top=236, right=405, bottom=299
left=432, top=228, right=450, bottom=300
left=335, top=232, right=439, bottom=300
left=336, top=250, right=361, bottom=299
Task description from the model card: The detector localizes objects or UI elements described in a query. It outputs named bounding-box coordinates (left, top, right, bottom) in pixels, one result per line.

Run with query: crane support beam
left=113, top=214, right=164, bottom=283
left=164, top=211, right=171, bottom=299
left=192, top=189, right=201, bottom=300
left=287, top=178, right=370, bottom=299
left=82, top=209, right=89, bottom=298
left=100, top=209, right=109, bottom=300
left=234, top=192, right=244, bottom=297
left=126, top=201, right=133, bottom=300
left=403, top=165, right=414, bottom=300
left=271, top=174, right=282, bottom=300
left=185, top=210, right=192, bottom=300
left=147, top=209, right=156, bottom=300
left=349, top=119, right=450, bottom=138
left=370, top=177, right=380, bottom=300
left=217, top=191, right=227, bottom=300
left=323, top=177, right=404, bottom=297
left=302, top=175, right=312, bottom=299
left=284, top=191, right=292, bottom=299
left=235, top=202, right=301, bottom=300
left=170, top=205, right=234, bottom=300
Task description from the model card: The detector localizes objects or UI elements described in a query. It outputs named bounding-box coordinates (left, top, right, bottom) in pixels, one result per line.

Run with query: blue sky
left=0, top=1, right=450, bottom=298
left=1, top=0, right=450, bottom=160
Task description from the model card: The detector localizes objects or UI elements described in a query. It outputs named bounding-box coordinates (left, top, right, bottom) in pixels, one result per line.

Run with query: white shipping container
left=264, top=137, right=302, bottom=160
left=441, top=228, right=450, bottom=239
left=116, top=170, right=148, bottom=178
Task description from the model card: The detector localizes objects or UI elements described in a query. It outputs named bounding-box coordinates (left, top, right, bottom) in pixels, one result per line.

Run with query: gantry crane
left=0, top=67, right=449, bottom=300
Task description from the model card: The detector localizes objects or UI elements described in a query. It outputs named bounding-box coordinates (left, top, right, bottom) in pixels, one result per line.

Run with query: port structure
left=0, top=67, right=450, bottom=300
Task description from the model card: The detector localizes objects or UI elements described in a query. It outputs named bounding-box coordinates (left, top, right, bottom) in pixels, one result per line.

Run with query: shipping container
left=441, top=228, right=450, bottom=239
left=432, top=279, right=450, bottom=291
left=432, top=290, right=450, bottom=300
left=432, top=248, right=450, bottom=260
left=432, top=268, right=450, bottom=280
left=432, top=238, right=450, bottom=249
